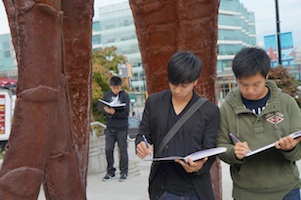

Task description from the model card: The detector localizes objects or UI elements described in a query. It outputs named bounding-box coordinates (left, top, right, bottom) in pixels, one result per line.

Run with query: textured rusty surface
left=0, top=0, right=93, bottom=199
left=129, top=0, right=222, bottom=199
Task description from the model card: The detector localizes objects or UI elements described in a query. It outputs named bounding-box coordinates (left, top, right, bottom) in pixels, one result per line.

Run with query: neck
left=171, top=92, right=193, bottom=115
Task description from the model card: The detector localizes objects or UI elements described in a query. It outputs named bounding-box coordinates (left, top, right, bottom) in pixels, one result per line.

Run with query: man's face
left=236, top=73, right=268, bottom=101
left=110, top=85, right=121, bottom=95
left=169, top=81, right=197, bottom=101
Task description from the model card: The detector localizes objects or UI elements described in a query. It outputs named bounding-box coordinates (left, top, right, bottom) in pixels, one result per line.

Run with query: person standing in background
left=101, top=76, right=130, bottom=182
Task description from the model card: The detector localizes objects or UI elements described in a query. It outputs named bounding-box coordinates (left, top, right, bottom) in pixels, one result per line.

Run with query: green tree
left=269, top=65, right=301, bottom=107
left=92, top=46, right=128, bottom=73
left=91, top=63, right=111, bottom=123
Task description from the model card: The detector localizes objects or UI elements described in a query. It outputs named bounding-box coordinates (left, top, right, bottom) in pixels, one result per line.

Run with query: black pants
left=105, top=129, right=128, bottom=175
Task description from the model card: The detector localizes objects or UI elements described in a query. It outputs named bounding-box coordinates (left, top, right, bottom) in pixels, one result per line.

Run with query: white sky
left=1, top=0, right=301, bottom=47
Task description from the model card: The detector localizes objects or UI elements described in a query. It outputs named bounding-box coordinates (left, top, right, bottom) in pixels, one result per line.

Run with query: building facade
left=92, top=2, right=145, bottom=92
left=0, top=0, right=257, bottom=98
left=217, top=0, right=256, bottom=100
left=92, top=0, right=256, bottom=100
left=0, top=34, right=17, bottom=78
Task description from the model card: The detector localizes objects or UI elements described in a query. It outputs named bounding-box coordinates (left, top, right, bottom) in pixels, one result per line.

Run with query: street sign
left=0, top=89, right=12, bottom=141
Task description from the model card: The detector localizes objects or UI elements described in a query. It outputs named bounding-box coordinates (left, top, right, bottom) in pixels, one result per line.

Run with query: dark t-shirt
left=242, top=89, right=270, bottom=115
left=155, top=95, right=198, bottom=196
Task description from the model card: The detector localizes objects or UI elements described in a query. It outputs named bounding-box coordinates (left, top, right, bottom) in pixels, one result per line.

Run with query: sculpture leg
left=43, top=0, right=94, bottom=198
left=0, top=1, right=61, bottom=199
left=61, top=0, right=93, bottom=189
left=0, top=0, right=93, bottom=199
left=130, top=0, right=222, bottom=199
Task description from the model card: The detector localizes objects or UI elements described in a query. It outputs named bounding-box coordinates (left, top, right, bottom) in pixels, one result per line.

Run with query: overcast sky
left=1, top=0, right=300, bottom=47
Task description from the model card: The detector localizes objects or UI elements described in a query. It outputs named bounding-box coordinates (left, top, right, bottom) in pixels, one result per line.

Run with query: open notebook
left=246, top=130, right=301, bottom=157
left=98, top=99, right=125, bottom=110
left=144, top=147, right=226, bottom=163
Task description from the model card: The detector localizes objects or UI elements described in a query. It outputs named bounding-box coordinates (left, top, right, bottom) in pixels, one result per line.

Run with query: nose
left=174, top=86, right=182, bottom=94
left=247, top=86, right=255, bottom=94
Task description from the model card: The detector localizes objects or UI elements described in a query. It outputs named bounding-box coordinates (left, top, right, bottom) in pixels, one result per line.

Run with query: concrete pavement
left=38, top=140, right=234, bottom=200
left=1, top=136, right=299, bottom=199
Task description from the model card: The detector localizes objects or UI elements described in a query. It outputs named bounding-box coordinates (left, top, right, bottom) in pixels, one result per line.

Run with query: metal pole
left=275, top=0, right=282, bottom=65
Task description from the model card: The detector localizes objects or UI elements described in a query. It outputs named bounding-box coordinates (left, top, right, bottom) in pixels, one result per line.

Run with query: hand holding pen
left=136, top=135, right=152, bottom=159
left=142, top=135, right=149, bottom=148
left=229, top=133, right=251, bottom=159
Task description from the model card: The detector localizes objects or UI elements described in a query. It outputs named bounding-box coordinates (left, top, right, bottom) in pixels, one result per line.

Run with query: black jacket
left=103, top=90, right=130, bottom=130
left=136, top=90, right=219, bottom=200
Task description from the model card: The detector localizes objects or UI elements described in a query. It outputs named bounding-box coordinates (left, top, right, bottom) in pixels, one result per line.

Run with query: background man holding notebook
left=217, top=47, right=301, bottom=200
left=101, top=76, right=130, bottom=182
left=135, top=51, right=219, bottom=200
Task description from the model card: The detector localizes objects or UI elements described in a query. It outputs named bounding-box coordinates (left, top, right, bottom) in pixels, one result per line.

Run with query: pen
left=142, top=135, right=149, bottom=149
left=229, top=133, right=252, bottom=153
left=229, top=133, right=241, bottom=143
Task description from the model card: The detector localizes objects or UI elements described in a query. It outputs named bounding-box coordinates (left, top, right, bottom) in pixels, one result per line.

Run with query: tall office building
left=0, top=0, right=256, bottom=95
left=92, top=0, right=256, bottom=98
left=92, top=2, right=145, bottom=92
left=217, top=0, right=256, bottom=99
left=0, top=34, right=17, bottom=78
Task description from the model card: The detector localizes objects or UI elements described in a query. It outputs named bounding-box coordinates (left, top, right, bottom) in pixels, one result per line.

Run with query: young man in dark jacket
left=218, top=47, right=301, bottom=200
left=135, top=51, right=219, bottom=200
left=102, top=76, right=130, bottom=182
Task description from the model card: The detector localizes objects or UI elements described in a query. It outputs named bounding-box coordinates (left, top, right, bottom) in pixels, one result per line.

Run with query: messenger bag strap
left=155, top=98, right=208, bottom=156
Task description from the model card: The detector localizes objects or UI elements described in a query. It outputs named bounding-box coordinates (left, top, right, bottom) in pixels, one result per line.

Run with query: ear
left=193, top=80, right=198, bottom=86
left=266, top=73, right=269, bottom=80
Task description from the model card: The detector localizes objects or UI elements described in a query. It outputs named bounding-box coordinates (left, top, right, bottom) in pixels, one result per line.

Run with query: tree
left=91, top=63, right=111, bottom=122
left=269, top=65, right=301, bottom=107
left=92, top=46, right=128, bottom=73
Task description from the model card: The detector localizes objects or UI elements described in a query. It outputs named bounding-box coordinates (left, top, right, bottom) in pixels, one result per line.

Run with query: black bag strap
left=155, top=98, right=208, bottom=156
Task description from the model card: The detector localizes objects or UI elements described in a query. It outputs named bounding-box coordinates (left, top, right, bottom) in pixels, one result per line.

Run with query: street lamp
left=275, top=0, right=282, bottom=65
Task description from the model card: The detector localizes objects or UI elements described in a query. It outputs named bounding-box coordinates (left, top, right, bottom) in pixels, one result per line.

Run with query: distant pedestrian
left=101, top=76, right=130, bottom=182
left=132, top=110, right=136, bottom=118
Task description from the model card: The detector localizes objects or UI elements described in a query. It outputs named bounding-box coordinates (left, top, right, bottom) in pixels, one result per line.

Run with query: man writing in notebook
left=217, top=47, right=301, bottom=200
left=135, top=51, right=219, bottom=200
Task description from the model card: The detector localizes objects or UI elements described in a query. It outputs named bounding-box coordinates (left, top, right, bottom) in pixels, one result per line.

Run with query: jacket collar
left=226, top=80, right=281, bottom=115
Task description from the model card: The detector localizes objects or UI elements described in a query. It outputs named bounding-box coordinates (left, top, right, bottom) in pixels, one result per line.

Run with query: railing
left=90, top=121, right=135, bottom=142
left=90, top=121, right=106, bottom=138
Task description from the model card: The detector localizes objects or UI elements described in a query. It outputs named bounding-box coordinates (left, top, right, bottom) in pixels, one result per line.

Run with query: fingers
left=275, top=136, right=300, bottom=151
left=104, top=106, right=115, bottom=115
left=295, top=136, right=301, bottom=142
left=136, top=142, right=152, bottom=159
left=234, top=142, right=250, bottom=160
left=175, top=157, right=208, bottom=173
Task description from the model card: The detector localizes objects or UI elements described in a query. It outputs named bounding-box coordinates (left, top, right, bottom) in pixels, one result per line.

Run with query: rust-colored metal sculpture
left=0, top=0, right=93, bottom=199
left=129, top=0, right=222, bottom=199
left=0, top=0, right=221, bottom=199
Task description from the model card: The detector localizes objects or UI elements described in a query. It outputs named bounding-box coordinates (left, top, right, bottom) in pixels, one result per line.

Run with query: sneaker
left=102, top=173, right=116, bottom=182
left=119, top=173, right=127, bottom=182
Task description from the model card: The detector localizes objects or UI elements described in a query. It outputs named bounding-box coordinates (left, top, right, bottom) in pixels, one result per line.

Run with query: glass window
left=4, top=50, right=11, bottom=58
left=92, top=35, right=101, bottom=45
left=2, top=41, right=10, bottom=49
left=92, top=21, right=101, bottom=32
